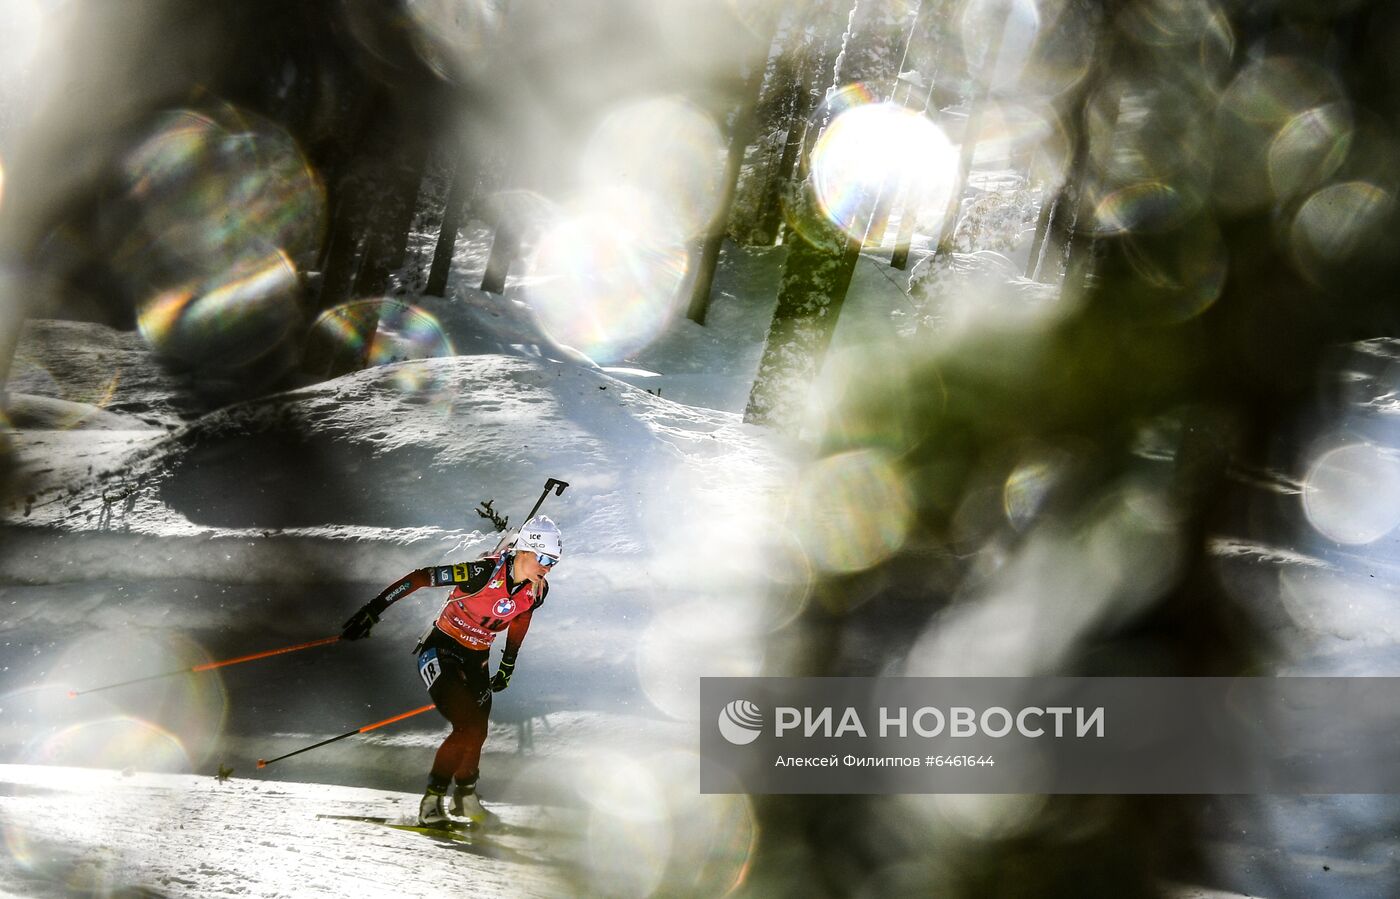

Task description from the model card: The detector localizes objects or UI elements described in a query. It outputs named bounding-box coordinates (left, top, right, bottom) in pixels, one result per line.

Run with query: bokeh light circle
left=304, top=298, right=455, bottom=398
left=46, top=630, right=229, bottom=770
left=577, top=749, right=671, bottom=823
left=934, top=792, right=1048, bottom=841
left=525, top=189, right=690, bottom=364
left=959, top=0, right=1042, bottom=90
left=28, top=717, right=192, bottom=773
left=789, top=449, right=914, bottom=573
left=1003, top=447, right=1073, bottom=531
left=1092, top=182, right=1190, bottom=235
left=810, top=92, right=958, bottom=246
left=0, top=0, right=44, bottom=79
left=636, top=601, right=764, bottom=720
left=1215, top=57, right=1346, bottom=213
left=1119, top=0, right=1229, bottom=46
left=580, top=96, right=726, bottom=239
left=1219, top=57, right=1342, bottom=128
left=1302, top=442, right=1400, bottom=544
left=120, top=106, right=325, bottom=272
left=136, top=250, right=302, bottom=369
left=1267, top=102, right=1353, bottom=201
left=756, top=535, right=815, bottom=631
left=580, top=750, right=671, bottom=897
left=639, top=461, right=810, bottom=632
left=118, top=106, right=325, bottom=375
left=1290, top=181, right=1394, bottom=281
left=1085, top=75, right=1215, bottom=231
left=994, top=0, right=1097, bottom=99
left=648, top=750, right=757, bottom=896
left=405, top=0, right=500, bottom=83
left=1116, top=213, right=1228, bottom=322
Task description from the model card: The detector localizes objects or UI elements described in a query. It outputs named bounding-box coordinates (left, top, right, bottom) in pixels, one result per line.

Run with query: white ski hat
left=514, top=515, right=562, bottom=558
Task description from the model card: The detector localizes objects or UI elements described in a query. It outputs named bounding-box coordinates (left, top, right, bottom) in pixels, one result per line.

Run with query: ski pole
left=256, top=703, right=436, bottom=768
left=525, top=478, right=569, bottom=521
left=67, top=635, right=344, bottom=698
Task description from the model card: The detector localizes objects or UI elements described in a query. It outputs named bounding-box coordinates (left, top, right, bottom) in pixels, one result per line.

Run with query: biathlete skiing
left=338, top=514, right=563, bottom=828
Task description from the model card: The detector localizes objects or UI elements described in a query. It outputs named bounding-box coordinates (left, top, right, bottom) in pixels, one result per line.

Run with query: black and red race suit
left=369, top=554, right=546, bottom=786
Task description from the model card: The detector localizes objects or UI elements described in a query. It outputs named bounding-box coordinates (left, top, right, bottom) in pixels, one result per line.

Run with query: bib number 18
left=418, top=649, right=442, bottom=689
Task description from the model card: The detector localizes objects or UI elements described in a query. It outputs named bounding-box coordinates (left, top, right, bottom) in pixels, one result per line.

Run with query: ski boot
left=418, top=784, right=450, bottom=828
left=450, top=782, right=491, bottom=826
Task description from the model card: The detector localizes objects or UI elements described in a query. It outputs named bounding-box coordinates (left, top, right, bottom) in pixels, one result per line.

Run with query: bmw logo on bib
left=493, top=597, right=516, bottom=617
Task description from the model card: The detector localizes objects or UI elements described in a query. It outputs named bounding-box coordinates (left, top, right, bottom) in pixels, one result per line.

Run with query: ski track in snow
left=0, top=770, right=1269, bottom=899
left=0, top=764, right=571, bottom=898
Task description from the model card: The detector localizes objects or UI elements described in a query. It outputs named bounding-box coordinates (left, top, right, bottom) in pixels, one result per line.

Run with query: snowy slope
left=0, top=330, right=797, bottom=899
left=0, top=762, right=1273, bottom=899
left=6, top=246, right=1388, bottom=896
left=8, top=319, right=199, bottom=428
left=0, top=764, right=1273, bottom=899
left=0, top=764, right=573, bottom=897
left=0, top=352, right=792, bottom=587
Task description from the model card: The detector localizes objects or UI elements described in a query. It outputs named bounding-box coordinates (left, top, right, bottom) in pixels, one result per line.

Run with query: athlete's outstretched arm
left=340, top=560, right=496, bottom=640
left=340, top=569, right=432, bottom=640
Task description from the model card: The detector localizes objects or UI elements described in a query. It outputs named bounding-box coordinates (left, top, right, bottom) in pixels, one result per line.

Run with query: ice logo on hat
left=718, top=700, right=764, bottom=745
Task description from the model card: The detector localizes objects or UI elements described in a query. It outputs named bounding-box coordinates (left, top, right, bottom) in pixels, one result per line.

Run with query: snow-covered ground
left=0, top=764, right=575, bottom=897
left=6, top=235, right=1400, bottom=897
left=0, top=243, right=807, bottom=895
left=0, top=763, right=1272, bottom=899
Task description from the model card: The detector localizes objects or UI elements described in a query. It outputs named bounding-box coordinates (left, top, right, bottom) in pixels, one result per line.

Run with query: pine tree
left=743, top=0, right=912, bottom=432
left=688, top=10, right=785, bottom=323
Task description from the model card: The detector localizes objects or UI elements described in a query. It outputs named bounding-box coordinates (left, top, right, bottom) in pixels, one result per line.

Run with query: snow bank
left=0, top=763, right=570, bottom=897
left=0, top=354, right=791, bottom=585
left=9, top=319, right=196, bottom=427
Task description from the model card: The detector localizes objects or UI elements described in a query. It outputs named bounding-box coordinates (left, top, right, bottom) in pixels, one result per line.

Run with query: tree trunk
left=888, top=0, right=950, bottom=270
left=479, top=218, right=517, bottom=295
left=1024, top=189, right=1058, bottom=279
left=425, top=160, right=474, bottom=297
left=688, top=38, right=778, bottom=324
left=1054, top=83, right=1116, bottom=289
left=753, top=42, right=821, bottom=246
left=743, top=219, right=860, bottom=430
left=933, top=5, right=1009, bottom=255
left=748, top=50, right=804, bottom=247
left=744, top=0, right=909, bottom=432
left=351, top=138, right=429, bottom=298
left=316, top=75, right=438, bottom=308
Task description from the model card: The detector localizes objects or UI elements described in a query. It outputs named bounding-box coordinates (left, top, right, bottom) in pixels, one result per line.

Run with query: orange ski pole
left=257, top=704, right=436, bottom=768
left=67, top=635, right=343, bottom=698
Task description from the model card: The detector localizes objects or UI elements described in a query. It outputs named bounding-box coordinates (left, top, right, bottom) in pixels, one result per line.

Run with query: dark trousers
left=418, top=628, right=492, bottom=786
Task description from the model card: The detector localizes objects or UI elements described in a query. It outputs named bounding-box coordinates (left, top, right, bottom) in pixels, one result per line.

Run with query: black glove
left=341, top=605, right=380, bottom=640
left=491, top=657, right=516, bottom=692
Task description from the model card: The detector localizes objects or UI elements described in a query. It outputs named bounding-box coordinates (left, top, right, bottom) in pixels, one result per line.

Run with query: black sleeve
left=427, top=559, right=495, bottom=593
left=365, top=568, right=431, bottom=615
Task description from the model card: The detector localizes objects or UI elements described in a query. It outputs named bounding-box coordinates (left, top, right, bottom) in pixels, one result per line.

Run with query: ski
left=316, top=813, right=570, bottom=848
left=319, top=813, right=481, bottom=833
left=316, top=814, right=559, bottom=865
